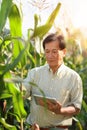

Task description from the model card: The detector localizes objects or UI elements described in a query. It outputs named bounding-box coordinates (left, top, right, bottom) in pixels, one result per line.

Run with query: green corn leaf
left=0, top=65, right=6, bottom=75
left=9, top=84, right=27, bottom=121
left=47, top=3, right=61, bottom=25
left=0, top=117, right=17, bottom=130
left=8, top=4, right=27, bottom=68
left=76, top=121, right=83, bottom=130
left=0, top=75, right=6, bottom=95
left=1, top=44, right=27, bottom=76
left=0, top=90, right=12, bottom=99
left=34, top=14, right=39, bottom=29
left=0, top=0, right=12, bottom=34
left=4, top=72, right=27, bottom=121
left=27, top=51, right=36, bottom=65
left=33, top=24, right=50, bottom=39
left=82, top=99, right=87, bottom=112
left=8, top=4, right=22, bottom=37
left=33, top=3, right=61, bottom=38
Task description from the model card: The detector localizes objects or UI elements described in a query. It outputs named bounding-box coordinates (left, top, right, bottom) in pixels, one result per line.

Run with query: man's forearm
left=59, top=106, right=80, bottom=116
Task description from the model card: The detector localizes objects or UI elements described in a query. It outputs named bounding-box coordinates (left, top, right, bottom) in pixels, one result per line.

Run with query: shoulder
left=30, top=64, right=48, bottom=74
left=64, top=65, right=81, bottom=80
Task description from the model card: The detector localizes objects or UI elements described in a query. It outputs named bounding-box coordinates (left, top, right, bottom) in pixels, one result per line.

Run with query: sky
left=61, top=0, right=87, bottom=27
left=20, top=0, right=87, bottom=36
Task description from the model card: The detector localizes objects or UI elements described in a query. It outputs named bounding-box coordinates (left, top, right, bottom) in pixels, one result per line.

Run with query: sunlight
left=21, top=0, right=87, bottom=28
left=20, top=0, right=87, bottom=37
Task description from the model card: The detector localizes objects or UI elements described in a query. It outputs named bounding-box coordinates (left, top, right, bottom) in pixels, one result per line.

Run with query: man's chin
left=49, top=64, right=58, bottom=68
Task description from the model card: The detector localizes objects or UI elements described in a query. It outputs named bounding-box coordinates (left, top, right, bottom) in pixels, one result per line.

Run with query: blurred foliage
left=64, top=27, right=87, bottom=130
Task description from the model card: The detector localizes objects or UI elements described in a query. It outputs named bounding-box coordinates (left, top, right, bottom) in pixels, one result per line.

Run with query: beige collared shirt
left=23, top=64, right=83, bottom=127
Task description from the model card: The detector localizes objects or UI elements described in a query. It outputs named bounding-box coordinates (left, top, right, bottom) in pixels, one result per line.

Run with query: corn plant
left=0, top=0, right=61, bottom=129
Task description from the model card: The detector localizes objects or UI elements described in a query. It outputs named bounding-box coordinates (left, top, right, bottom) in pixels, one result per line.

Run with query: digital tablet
left=33, top=94, right=58, bottom=106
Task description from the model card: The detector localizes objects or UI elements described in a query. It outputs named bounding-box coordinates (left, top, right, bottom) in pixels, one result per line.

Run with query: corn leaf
left=0, top=90, right=12, bottom=99
left=4, top=72, right=27, bottom=121
left=1, top=45, right=27, bottom=76
left=8, top=4, right=22, bottom=37
left=82, top=99, right=87, bottom=112
left=0, top=0, right=12, bottom=33
left=0, top=118, right=17, bottom=130
left=8, top=4, right=27, bottom=68
left=33, top=3, right=61, bottom=38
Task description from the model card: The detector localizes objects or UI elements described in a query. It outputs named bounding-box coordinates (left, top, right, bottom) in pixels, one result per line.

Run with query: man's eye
left=45, top=51, right=49, bottom=53
left=52, top=51, right=57, bottom=53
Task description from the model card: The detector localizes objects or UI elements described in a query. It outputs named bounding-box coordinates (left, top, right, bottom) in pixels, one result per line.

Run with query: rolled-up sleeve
left=70, top=75, right=83, bottom=109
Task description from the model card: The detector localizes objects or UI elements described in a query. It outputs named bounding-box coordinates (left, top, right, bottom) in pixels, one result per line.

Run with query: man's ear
left=63, top=48, right=67, bottom=57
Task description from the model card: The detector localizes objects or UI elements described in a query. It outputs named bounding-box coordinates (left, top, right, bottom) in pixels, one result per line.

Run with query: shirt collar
left=46, top=63, right=65, bottom=75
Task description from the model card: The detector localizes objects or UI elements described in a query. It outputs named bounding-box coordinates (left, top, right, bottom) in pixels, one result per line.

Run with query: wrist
left=60, top=107, right=65, bottom=114
left=59, top=106, right=79, bottom=116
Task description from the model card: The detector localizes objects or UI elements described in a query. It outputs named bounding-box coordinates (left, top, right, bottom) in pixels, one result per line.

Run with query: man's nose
left=48, top=52, right=53, bottom=57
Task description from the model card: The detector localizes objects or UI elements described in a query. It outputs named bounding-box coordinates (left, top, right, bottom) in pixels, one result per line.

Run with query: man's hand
left=31, top=124, right=40, bottom=130
left=35, top=97, right=80, bottom=116
left=37, top=98, right=62, bottom=114
left=46, top=100, right=62, bottom=114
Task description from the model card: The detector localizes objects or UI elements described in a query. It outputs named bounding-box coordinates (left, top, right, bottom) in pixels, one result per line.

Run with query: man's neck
left=50, top=64, right=62, bottom=74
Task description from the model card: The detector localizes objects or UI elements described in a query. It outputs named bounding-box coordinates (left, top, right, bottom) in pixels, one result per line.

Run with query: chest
left=32, top=71, right=71, bottom=104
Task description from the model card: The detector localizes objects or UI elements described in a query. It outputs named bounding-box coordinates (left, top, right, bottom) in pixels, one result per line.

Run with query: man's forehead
left=45, top=42, right=59, bottom=50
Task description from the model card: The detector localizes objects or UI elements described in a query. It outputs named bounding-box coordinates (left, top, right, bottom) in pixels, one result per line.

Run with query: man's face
left=44, top=41, right=66, bottom=68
